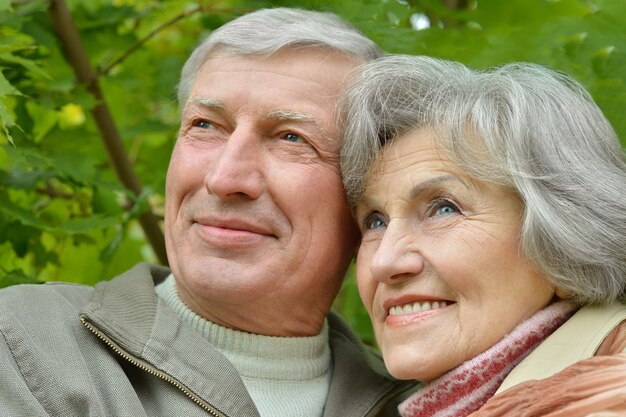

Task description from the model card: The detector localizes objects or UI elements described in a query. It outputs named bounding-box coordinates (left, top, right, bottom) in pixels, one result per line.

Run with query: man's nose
left=369, top=225, right=425, bottom=284
left=204, top=127, right=264, bottom=199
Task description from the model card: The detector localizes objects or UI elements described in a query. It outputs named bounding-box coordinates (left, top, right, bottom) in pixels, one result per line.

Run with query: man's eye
left=194, top=120, right=215, bottom=129
left=363, top=212, right=387, bottom=231
left=282, top=132, right=304, bottom=143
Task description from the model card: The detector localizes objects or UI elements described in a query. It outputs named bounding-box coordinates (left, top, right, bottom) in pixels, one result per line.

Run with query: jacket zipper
left=80, top=315, right=224, bottom=417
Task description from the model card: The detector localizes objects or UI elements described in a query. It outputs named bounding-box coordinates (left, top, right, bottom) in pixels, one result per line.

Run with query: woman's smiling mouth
left=388, top=300, right=450, bottom=316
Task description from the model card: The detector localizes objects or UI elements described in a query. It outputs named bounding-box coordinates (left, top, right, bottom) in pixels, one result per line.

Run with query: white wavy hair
left=340, top=55, right=626, bottom=305
left=177, top=7, right=383, bottom=107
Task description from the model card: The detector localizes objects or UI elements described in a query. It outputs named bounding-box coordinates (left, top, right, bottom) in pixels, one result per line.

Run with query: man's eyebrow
left=188, top=97, right=225, bottom=110
left=411, top=175, right=468, bottom=198
left=267, top=109, right=315, bottom=122
left=185, top=101, right=316, bottom=124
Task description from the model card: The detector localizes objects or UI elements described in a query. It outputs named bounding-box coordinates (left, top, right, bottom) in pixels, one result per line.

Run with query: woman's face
left=355, top=128, right=555, bottom=382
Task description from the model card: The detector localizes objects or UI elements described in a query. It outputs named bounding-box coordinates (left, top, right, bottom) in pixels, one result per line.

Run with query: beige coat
left=474, top=302, right=626, bottom=416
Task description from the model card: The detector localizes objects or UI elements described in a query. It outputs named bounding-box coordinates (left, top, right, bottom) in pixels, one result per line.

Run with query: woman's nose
left=369, top=226, right=425, bottom=284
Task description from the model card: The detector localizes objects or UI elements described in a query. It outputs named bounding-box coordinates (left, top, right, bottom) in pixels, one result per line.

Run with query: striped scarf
left=399, top=301, right=578, bottom=417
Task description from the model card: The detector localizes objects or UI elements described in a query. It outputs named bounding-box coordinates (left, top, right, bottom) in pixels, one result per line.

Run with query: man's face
left=165, top=48, right=360, bottom=336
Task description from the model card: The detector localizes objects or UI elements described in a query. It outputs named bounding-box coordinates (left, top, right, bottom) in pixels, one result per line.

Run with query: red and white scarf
left=399, top=301, right=578, bottom=417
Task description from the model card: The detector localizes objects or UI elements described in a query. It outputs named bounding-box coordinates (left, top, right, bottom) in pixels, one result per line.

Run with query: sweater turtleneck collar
left=155, top=274, right=331, bottom=381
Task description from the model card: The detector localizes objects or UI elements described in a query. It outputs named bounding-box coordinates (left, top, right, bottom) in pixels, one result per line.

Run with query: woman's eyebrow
left=356, top=175, right=469, bottom=210
left=410, top=175, right=468, bottom=199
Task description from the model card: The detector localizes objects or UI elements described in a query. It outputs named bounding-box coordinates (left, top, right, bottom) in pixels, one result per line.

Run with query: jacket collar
left=81, top=263, right=258, bottom=416
left=82, top=262, right=169, bottom=355
left=81, top=262, right=416, bottom=417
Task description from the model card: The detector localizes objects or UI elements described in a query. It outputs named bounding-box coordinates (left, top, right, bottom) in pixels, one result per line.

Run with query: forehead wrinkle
left=185, top=98, right=336, bottom=144
left=410, top=175, right=468, bottom=198
left=356, top=194, right=378, bottom=212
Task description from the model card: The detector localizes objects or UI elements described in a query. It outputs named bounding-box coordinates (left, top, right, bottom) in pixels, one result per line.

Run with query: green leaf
left=0, top=196, right=123, bottom=235
left=25, top=101, right=58, bottom=142
left=0, top=0, right=12, bottom=13
left=0, top=168, right=56, bottom=188
left=591, top=45, right=615, bottom=77
left=0, top=52, right=50, bottom=80
left=0, top=221, right=40, bottom=257
left=63, top=214, right=123, bottom=234
left=0, top=99, right=15, bottom=146
left=92, top=184, right=124, bottom=216
left=0, top=70, right=19, bottom=95
left=99, top=225, right=124, bottom=262
left=0, top=270, right=40, bottom=289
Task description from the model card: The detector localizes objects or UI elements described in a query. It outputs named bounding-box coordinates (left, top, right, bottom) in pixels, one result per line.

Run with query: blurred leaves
left=0, top=0, right=624, bottom=344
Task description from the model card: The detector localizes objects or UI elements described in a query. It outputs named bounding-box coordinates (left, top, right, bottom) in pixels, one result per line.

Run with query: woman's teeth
left=389, top=301, right=448, bottom=316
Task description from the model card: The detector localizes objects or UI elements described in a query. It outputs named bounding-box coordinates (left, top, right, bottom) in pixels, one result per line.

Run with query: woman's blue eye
left=283, top=132, right=303, bottom=143
left=364, top=213, right=387, bottom=230
left=433, top=201, right=460, bottom=216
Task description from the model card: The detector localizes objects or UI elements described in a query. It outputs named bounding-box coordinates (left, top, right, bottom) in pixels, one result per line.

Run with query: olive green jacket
left=0, top=263, right=414, bottom=416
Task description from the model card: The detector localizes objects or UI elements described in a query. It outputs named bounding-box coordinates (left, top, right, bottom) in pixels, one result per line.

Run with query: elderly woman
left=339, top=55, right=626, bottom=417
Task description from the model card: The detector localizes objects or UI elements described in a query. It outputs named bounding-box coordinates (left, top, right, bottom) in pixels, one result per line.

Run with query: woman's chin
left=386, top=361, right=443, bottom=383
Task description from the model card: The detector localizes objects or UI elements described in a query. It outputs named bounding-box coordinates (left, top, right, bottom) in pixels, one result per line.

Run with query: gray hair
left=340, top=55, right=626, bottom=305
left=177, top=7, right=383, bottom=106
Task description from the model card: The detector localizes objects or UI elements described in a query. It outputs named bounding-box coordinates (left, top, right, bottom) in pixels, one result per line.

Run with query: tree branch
left=443, top=0, right=469, bottom=10
left=97, top=4, right=249, bottom=77
left=48, top=0, right=168, bottom=265
left=98, top=5, right=202, bottom=76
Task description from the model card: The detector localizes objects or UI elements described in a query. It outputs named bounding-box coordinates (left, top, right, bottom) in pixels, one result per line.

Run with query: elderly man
left=0, top=7, right=414, bottom=417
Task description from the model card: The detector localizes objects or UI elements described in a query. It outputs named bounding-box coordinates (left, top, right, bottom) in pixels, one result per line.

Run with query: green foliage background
left=1, top=0, right=625, bottom=344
